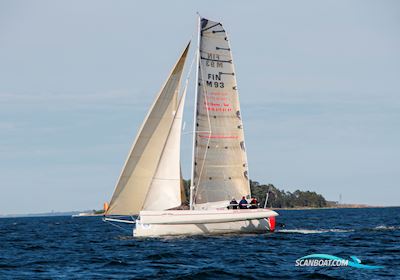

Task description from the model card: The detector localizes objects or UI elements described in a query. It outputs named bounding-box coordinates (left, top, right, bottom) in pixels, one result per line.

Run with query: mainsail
left=192, top=18, right=251, bottom=207
left=106, top=43, right=190, bottom=215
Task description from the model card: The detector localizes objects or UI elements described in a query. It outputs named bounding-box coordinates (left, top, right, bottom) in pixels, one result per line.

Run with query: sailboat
left=104, top=16, right=278, bottom=237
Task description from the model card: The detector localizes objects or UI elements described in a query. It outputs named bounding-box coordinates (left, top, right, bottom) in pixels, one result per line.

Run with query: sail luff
left=106, top=43, right=190, bottom=216
left=189, top=15, right=202, bottom=210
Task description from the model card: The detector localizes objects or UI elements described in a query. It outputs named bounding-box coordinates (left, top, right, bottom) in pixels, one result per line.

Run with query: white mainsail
left=192, top=18, right=251, bottom=207
left=142, top=84, right=187, bottom=211
left=106, top=43, right=190, bottom=216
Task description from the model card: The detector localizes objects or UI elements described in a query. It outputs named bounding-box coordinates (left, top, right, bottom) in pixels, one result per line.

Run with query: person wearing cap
left=238, top=196, right=248, bottom=209
left=249, top=197, right=258, bottom=209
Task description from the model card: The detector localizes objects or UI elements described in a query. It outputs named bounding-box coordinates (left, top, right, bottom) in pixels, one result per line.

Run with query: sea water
left=1, top=207, right=399, bottom=279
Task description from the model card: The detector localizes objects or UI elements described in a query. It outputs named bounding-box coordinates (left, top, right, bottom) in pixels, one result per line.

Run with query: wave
left=145, top=252, right=177, bottom=261
left=102, top=260, right=129, bottom=267
left=175, top=268, right=237, bottom=280
left=373, top=225, right=400, bottom=231
left=277, top=229, right=355, bottom=234
left=277, top=225, right=400, bottom=234
left=116, top=235, right=135, bottom=240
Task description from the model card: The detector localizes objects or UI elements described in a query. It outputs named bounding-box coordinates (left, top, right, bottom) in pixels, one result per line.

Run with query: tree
left=182, top=179, right=327, bottom=208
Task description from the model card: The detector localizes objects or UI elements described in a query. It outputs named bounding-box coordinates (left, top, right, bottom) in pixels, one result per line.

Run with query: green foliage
left=183, top=179, right=191, bottom=203
left=250, top=180, right=327, bottom=208
left=181, top=179, right=327, bottom=208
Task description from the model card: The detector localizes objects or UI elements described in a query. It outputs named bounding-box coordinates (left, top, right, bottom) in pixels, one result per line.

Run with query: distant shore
left=2, top=205, right=399, bottom=218
left=272, top=204, right=399, bottom=210
left=0, top=211, right=92, bottom=219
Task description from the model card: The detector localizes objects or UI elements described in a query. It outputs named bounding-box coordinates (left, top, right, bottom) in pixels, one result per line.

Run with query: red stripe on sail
left=199, top=134, right=239, bottom=139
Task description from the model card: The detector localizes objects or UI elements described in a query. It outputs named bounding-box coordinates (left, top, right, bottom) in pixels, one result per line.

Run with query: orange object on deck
left=103, top=202, right=109, bottom=212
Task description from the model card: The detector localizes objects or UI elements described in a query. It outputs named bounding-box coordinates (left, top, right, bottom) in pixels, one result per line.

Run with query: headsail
left=106, top=43, right=190, bottom=215
left=142, top=84, right=187, bottom=211
left=192, top=18, right=250, bottom=207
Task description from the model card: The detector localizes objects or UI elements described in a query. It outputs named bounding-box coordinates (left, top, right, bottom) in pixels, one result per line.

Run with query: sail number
left=206, top=81, right=224, bottom=88
left=206, top=60, right=223, bottom=68
left=206, top=73, right=224, bottom=88
left=205, top=53, right=224, bottom=68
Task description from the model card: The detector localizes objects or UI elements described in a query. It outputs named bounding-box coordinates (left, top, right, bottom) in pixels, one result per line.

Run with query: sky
left=0, top=1, right=399, bottom=214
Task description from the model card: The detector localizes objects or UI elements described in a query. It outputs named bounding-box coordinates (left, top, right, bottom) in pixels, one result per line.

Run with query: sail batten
left=106, top=43, right=190, bottom=216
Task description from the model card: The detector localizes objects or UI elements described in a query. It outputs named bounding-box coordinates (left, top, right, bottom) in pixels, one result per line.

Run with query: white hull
left=133, top=209, right=278, bottom=237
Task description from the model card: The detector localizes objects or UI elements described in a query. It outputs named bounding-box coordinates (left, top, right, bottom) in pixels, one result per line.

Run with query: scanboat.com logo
left=295, top=254, right=384, bottom=270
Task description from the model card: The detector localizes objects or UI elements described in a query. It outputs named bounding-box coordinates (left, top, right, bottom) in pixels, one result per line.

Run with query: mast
left=189, top=14, right=201, bottom=210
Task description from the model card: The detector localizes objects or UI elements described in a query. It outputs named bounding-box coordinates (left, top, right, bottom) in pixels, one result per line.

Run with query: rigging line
left=193, top=58, right=213, bottom=205
left=190, top=15, right=201, bottom=210
left=184, top=52, right=196, bottom=87
left=104, top=216, right=136, bottom=222
left=103, top=218, right=133, bottom=233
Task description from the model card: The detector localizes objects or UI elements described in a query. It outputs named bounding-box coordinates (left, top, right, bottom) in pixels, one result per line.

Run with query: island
left=182, top=179, right=368, bottom=209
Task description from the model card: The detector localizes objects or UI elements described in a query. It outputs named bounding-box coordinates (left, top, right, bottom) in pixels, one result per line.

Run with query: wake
left=276, top=229, right=354, bottom=234
left=277, top=225, right=400, bottom=234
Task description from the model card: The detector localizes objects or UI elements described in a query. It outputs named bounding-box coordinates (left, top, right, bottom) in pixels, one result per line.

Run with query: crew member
left=228, top=198, right=238, bottom=209
left=249, top=197, right=258, bottom=209
left=239, top=196, right=248, bottom=209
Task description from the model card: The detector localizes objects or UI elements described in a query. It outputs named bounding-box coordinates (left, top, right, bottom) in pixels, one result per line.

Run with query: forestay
left=193, top=18, right=250, bottom=207
left=106, top=44, right=190, bottom=215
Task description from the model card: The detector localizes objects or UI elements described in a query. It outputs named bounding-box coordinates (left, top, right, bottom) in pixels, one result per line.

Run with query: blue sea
left=1, top=207, right=399, bottom=279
